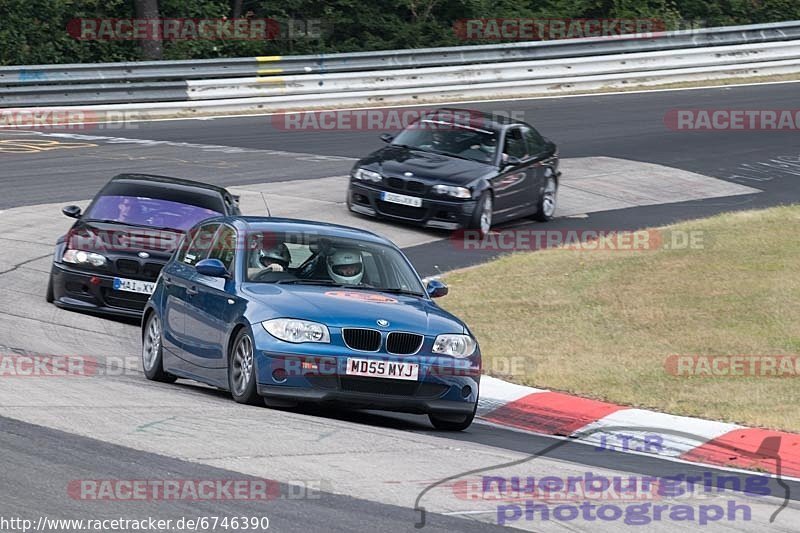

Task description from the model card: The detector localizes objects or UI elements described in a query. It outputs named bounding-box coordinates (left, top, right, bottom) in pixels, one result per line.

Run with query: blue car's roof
left=207, top=216, right=394, bottom=246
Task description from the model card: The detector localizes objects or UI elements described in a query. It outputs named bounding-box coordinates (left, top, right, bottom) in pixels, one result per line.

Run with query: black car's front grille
left=384, top=177, right=427, bottom=194
left=141, top=262, right=163, bottom=281
left=342, top=328, right=381, bottom=351
left=386, top=332, right=424, bottom=355
left=102, top=289, right=149, bottom=310
left=116, top=259, right=140, bottom=276
left=406, top=180, right=426, bottom=194
left=113, top=259, right=164, bottom=281
left=387, top=177, right=405, bottom=189
left=376, top=200, right=426, bottom=220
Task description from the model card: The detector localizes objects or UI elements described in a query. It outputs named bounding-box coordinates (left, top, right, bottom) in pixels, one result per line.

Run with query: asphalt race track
left=1, top=82, right=800, bottom=531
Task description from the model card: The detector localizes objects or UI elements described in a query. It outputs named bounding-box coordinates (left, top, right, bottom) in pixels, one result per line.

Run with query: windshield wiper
left=84, top=219, right=179, bottom=232
left=370, top=288, right=425, bottom=297
left=275, top=279, right=342, bottom=286
left=275, top=279, right=423, bottom=296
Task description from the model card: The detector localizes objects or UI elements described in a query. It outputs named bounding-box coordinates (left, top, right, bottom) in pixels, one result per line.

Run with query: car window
left=84, top=195, right=222, bottom=231
left=244, top=231, right=425, bottom=295
left=523, top=126, right=546, bottom=155
left=208, top=225, right=237, bottom=273
left=177, top=223, right=220, bottom=266
left=503, top=127, right=527, bottom=159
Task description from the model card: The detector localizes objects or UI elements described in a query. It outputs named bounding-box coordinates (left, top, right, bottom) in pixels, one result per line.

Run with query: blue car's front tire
left=142, top=312, right=177, bottom=383
left=229, top=329, right=261, bottom=405
left=428, top=400, right=477, bottom=431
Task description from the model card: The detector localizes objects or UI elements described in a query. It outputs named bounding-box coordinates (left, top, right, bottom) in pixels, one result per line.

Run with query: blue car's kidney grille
left=342, top=328, right=381, bottom=351
left=386, top=332, right=423, bottom=355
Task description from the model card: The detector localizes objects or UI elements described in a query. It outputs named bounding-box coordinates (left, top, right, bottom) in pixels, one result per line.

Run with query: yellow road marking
left=0, top=139, right=97, bottom=154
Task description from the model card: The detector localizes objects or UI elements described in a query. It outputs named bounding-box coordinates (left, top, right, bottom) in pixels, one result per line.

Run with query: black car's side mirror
left=426, top=279, right=449, bottom=298
left=62, top=205, right=82, bottom=219
left=503, top=155, right=523, bottom=167
left=380, top=133, right=394, bottom=143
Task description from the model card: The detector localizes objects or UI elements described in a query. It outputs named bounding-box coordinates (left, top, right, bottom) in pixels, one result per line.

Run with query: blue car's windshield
left=245, top=231, right=426, bottom=296
left=85, top=195, right=223, bottom=231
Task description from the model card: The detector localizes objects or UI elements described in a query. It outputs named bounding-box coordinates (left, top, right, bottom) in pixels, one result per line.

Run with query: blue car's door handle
left=187, top=286, right=199, bottom=296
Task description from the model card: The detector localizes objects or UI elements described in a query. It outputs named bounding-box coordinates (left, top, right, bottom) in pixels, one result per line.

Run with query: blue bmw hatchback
left=141, top=217, right=481, bottom=430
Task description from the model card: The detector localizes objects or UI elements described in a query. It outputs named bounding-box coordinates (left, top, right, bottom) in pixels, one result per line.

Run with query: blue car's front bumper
left=252, top=327, right=480, bottom=416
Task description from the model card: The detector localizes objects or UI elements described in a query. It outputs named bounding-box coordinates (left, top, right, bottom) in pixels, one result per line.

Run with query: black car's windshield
left=84, top=195, right=223, bottom=231
left=392, top=119, right=499, bottom=164
left=245, top=231, right=426, bottom=296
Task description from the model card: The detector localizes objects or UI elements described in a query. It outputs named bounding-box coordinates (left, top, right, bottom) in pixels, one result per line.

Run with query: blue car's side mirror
left=426, top=279, right=449, bottom=298
left=196, top=258, right=228, bottom=278
left=380, top=133, right=394, bottom=143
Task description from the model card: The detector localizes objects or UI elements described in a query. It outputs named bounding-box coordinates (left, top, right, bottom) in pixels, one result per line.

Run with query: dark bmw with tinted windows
left=47, top=174, right=241, bottom=317
left=347, top=108, right=560, bottom=236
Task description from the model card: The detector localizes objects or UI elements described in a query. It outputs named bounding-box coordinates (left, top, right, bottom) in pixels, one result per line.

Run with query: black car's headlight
left=432, top=185, right=471, bottom=199
left=432, top=334, right=477, bottom=358
left=353, top=168, right=382, bottom=183
left=263, top=318, right=330, bottom=343
left=62, top=249, right=108, bottom=268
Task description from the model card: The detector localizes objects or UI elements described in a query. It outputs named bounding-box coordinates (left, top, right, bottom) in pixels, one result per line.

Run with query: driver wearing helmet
left=478, top=135, right=498, bottom=155
left=326, top=249, right=363, bottom=285
left=470, top=134, right=498, bottom=156
left=258, top=243, right=291, bottom=272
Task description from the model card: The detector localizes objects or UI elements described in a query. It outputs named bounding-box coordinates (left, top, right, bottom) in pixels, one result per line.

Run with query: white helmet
left=327, top=249, right=363, bottom=285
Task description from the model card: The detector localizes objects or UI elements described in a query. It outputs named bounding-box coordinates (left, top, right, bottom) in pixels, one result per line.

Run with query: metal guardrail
left=1, top=21, right=800, bottom=111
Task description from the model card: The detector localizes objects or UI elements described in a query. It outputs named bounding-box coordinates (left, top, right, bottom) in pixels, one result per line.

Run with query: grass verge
left=439, top=205, right=800, bottom=431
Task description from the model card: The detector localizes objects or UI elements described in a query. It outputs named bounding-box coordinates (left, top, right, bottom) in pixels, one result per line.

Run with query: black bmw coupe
left=347, top=108, right=560, bottom=236
left=47, top=174, right=241, bottom=318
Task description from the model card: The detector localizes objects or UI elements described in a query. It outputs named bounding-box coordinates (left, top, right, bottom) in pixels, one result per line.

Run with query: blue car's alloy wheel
left=141, top=313, right=176, bottom=383
left=229, top=329, right=260, bottom=405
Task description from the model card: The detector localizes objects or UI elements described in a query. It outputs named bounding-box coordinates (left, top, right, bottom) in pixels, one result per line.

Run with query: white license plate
left=112, top=277, right=155, bottom=295
left=381, top=191, right=423, bottom=207
left=346, top=358, right=419, bottom=381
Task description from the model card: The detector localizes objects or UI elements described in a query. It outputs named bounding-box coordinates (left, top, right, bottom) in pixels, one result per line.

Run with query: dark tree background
left=1, top=0, right=798, bottom=65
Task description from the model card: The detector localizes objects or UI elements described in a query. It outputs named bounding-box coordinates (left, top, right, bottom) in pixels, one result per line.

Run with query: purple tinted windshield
left=85, top=195, right=222, bottom=231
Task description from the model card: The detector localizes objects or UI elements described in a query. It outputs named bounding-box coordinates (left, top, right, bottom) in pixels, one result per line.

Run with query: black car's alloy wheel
left=535, top=175, right=557, bottom=222
left=468, top=192, right=493, bottom=237
left=142, top=312, right=177, bottom=383
left=229, top=329, right=260, bottom=405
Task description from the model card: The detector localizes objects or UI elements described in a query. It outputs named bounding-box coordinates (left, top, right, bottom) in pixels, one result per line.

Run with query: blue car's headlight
left=263, top=318, right=330, bottom=344
left=432, top=334, right=477, bottom=358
